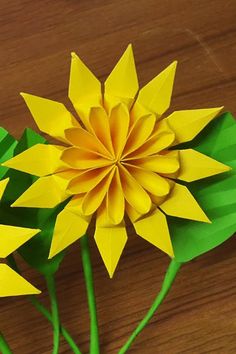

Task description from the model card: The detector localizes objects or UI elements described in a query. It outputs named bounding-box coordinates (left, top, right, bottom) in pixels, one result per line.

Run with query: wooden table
left=1, top=0, right=236, bottom=353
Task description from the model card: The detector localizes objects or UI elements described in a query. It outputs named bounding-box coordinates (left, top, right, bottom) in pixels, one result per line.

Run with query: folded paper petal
left=0, top=224, right=40, bottom=258
left=12, top=172, right=73, bottom=208
left=61, top=147, right=113, bottom=169
left=49, top=196, right=91, bottom=258
left=104, top=44, right=138, bottom=111
left=0, top=264, right=40, bottom=297
left=177, top=149, right=230, bottom=182
left=132, top=61, right=177, bottom=120
left=123, top=114, right=156, bottom=157
left=0, top=178, right=9, bottom=200
left=106, top=167, right=125, bottom=225
left=131, top=151, right=179, bottom=174
left=95, top=203, right=127, bottom=277
left=69, top=52, right=102, bottom=130
left=3, top=144, right=67, bottom=177
left=127, top=206, right=173, bottom=257
left=160, top=183, right=210, bottom=222
left=21, top=93, right=80, bottom=142
left=109, top=104, right=130, bottom=158
left=166, top=107, right=223, bottom=145
left=119, top=165, right=152, bottom=214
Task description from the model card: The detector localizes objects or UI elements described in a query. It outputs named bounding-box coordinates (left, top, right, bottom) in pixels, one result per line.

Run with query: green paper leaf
left=1, top=128, right=65, bottom=275
left=0, top=127, right=17, bottom=179
left=170, top=112, right=236, bottom=262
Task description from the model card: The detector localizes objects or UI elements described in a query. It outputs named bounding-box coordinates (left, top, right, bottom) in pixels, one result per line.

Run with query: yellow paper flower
left=0, top=178, right=40, bottom=296
left=3, top=45, right=230, bottom=277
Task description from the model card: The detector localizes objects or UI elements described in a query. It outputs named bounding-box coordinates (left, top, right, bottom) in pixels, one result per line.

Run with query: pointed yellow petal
left=109, top=104, right=130, bottom=158
left=130, top=208, right=173, bottom=257
left=81, top=169, right=115, bottom=215
left=104, top=44, right=138, bottom=111
left=123, top=114, right=156, bottom=157
left=160, top=183, right=210, bottom=222
left=177, top=149, right=230, bottom=182
left=69, top=52, right=101, bottom=105
left=2, top=144, right=67, bottom=177
left=125, top=164, right=170, bottom=197
left=12, top=172, right=73, bottom=208
left=21, top=93, right=80, bottom=142
left=0, top=178, right=9, bottom=200
left=132, top=61, right=177, bottom=120
left=95, top=204, right=127, bottom=278
left=0, top=224, right=40, bottom=257
left=166, top=107, right=223, bottom=145
left=106, top=167, right=125, bottom=225
left=49, top=196, right=91, bottom=258
left=130, top=151, right=180, bottom=174
left=0, top=264, right=40, bottom=297
left=68, top=166, right=114, bottom=194
left=65, top=127, right=111, bottom=157
left=61, top=147, right=113, bottom=169
left=119, top=165, right=152, bottom=214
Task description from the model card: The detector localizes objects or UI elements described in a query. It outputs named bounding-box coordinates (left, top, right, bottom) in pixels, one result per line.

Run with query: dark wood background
left=1, top=0, right=236, bottom=353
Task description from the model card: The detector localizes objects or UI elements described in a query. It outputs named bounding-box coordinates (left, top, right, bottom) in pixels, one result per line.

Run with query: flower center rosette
left=3, top=45, right=230, bottom=277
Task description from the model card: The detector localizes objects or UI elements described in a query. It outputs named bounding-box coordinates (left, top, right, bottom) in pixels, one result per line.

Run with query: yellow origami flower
left=3, top=45, right=230, bottom=277
left=0, top=178, right=40, bottom=296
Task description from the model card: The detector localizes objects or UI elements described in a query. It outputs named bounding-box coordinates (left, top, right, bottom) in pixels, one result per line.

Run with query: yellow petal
left=104, top=44, right=138, bottom=111
left=69, top=52, right=101, bottom=106
left=2, top=144, right=67, bottom=177
left=130, top=151, right=180, bottom=174
left=132, top=61, right=177, bottom=120
left=109, top=104, right=130, bottom=158
left=0, top=264, right=40, bottom=297
left=160, top=182, right=210, bottom=222
left=68, top=166, right=114, bottom=194
left=126, top=120, right=175, bottom=159
left=12, top=171, right=73, bottom=208
left=0, top=224, right=40, bottom=257
left=61, top=147, right=113, bottom=169
left=89, top=107, right=114, bottom=156
left=69, top=52, right=102, bottom=130
left=95, top=204, right=127, bottom=278
left=177, top=149, right=230, bottom=182
left=119, top=165, right=152, bottom=214
left=21, top=93, right=80, bottom=142
left=128, top=207, right=173, bottom=257
left=122, top=114, right=156, bottom=157
left=106, top=167, right=125, bottom=225
left=166, top=107, right=223, bottom=145
left=49, top=196, right=91, bottom=258
left=65, top=127, right=111, bottom=157
left=0, top=178, right=9, bottom=200
left=81, top=169, right=115, bottom=215
left=124, top=164, right=170, bottom=196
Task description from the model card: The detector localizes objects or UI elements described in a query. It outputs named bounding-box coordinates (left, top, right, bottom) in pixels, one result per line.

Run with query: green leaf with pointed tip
left=170, top=112, right=236, bottom=262
left=1, top=128, right=66, bottom=275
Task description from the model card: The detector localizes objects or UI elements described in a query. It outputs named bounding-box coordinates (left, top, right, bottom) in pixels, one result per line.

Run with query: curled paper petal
left=0, top=178, right=9, bottom=200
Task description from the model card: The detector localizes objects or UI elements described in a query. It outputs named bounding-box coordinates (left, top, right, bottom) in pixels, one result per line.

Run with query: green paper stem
left=0, top=333, right=13, bottom=354
left=30, top=296, right=82, bottom=354
left=80, top=234, right=100, bottom=354
left=45, top=274, right=60, bottom=354
left=6, top=255, right=81, bottom=353
left=118, top=258, right=181, bottom=354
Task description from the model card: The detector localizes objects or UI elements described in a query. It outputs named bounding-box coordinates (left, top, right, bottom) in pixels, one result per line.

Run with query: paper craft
left=1, top=128, right=66, bottom=276
left=3, top=45, right=233, bottom=278
left=0, top=175, right=40, bottom=296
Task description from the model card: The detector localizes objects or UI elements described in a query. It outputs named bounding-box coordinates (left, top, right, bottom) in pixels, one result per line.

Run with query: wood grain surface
left=1, top=0, right=236, bottom=353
